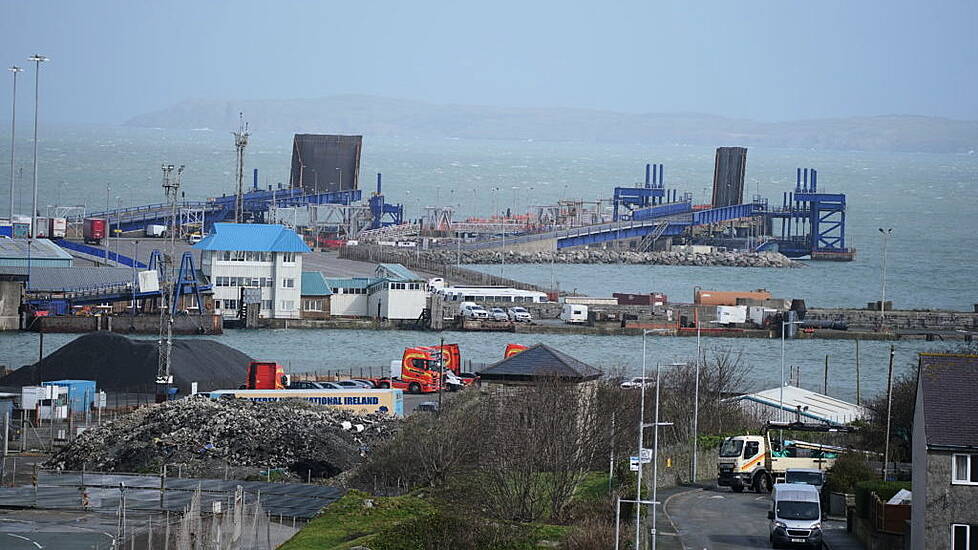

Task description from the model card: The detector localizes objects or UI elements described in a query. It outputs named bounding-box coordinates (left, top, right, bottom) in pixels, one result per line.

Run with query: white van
left=768, top=483, right=822, bottom=548
left=560, top=303, right=588, bottom=324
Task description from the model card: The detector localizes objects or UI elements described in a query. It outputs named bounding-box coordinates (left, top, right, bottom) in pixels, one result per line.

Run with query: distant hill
left=125, top=95, right=978, bottom=154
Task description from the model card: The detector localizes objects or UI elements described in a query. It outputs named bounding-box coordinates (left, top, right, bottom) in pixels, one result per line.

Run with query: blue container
left=42, top=380, right=97, bottom=412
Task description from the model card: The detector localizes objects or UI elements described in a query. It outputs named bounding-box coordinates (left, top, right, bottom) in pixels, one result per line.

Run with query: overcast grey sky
left=1, top=0, right=975, bottom=124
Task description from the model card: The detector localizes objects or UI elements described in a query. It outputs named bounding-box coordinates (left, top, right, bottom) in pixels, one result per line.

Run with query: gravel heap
left=48, top=396, right=400, bottom=478
left=0, top=332, right=252, bottom=393
left=372, top=247, right=800, bottom=268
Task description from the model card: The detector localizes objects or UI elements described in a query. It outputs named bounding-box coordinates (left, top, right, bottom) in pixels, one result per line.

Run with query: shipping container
left=34, top=217, right=50, bottom=238
left=614, top=292, right=668, bottom=306
left=47, top=217, right=67, bottom=238
left=563, top=296, right=618, bottom=306
left=694, top=288, right=772, bottom=306
left=207, top=388, right=404, bottom=417
left=716, top=305, right=748, bottom=324
left=42, top=380, right=97, bottom=412
left=748, top=306, right=778, bottom=326
left=83, top=218, right=107, bottom=244
left=0, top=223, right=11, bottom=237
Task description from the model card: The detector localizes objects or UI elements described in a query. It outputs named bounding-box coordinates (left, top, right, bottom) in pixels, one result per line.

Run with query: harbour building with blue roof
left=193, top=223, right=311, bottom=319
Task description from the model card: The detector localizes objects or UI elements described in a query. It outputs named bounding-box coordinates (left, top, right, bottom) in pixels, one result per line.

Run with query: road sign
left=629, top=457, right=641, bottom=471
left=640, top=448, right=653, bottom=462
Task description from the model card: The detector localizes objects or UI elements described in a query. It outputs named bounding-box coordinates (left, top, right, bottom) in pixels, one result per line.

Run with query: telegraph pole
left=156, top=164, right=183, bottom=403
left=233, top=114, right=249, bottom=223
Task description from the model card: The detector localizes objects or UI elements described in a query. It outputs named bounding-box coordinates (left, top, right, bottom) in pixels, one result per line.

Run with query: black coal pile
left=0, top=333, right=252, bottom=393
left=48, top=396, right=400, bottom=478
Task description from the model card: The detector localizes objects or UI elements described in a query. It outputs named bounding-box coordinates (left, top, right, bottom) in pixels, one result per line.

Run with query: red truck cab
left=244, top=361, right=289, bottom=390
left=372, top=344, right=479, bottom=394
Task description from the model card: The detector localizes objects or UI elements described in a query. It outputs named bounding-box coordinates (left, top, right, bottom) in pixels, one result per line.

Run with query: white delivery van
left=560, top=303, right=588, bottom=324
left=768, top=483, right=822, bottom=548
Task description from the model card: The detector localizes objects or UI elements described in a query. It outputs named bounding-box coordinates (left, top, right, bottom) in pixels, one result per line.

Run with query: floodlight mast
left=156, top=164, right=184, bottom=402
left=232, top=114, right=249, bottom=223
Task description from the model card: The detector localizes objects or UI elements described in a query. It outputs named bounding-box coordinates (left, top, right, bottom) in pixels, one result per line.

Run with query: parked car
left=335, top=379, right=375, bottom=389
left=460, top=302, right=489, bottom=319
left=489, top=307, right=509, bottom=321
left=287, top=381, right=340, bottom=390
left=620, top=377, right=654, bottom=389
left=507, top=306, right=532, bottom=322
left=186, top=232, right=203, bottom=244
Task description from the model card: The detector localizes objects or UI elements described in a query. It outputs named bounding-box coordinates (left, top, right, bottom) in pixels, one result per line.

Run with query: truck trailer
left=83, top=218, right=107, bottom=245
left=208, top=388, right=404, bottom=416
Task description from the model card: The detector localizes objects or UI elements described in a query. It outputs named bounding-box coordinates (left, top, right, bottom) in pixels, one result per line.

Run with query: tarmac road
left=666, top=485, right=777, bottom=550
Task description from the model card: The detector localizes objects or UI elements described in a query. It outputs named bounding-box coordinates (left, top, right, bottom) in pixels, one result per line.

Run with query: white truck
left=717, top=422, right=851, bottom=493
left=145, top=224, right=167, bottom=238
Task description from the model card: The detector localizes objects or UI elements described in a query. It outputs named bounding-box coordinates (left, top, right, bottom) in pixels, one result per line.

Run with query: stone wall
left=806, top=308, right=978, bottom=330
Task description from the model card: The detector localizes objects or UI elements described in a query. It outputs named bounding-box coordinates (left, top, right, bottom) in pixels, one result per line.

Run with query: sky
left=0, top=0, right=976, bottom=124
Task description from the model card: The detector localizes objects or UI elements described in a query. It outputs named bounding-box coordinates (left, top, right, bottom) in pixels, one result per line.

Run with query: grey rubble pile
left=381, top=248, right=800, bottom=268
left=0, top=332, right=252, bottom=394
left=48, top=397, right=400, bottom=478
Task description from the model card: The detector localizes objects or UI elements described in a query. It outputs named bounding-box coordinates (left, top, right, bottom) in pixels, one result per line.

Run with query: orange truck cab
left=372, top=344, right=479, bottom=394
left=245, top=361, right=289, bottom=390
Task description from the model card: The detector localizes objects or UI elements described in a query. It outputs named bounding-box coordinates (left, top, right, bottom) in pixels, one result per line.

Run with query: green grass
left=281, top=472, right=610, bottom=549
left=278, top=490, right=434, bottom=550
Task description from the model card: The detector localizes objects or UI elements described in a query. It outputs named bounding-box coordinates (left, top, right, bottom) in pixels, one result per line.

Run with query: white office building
left=194, top=223, right=310, bottom=319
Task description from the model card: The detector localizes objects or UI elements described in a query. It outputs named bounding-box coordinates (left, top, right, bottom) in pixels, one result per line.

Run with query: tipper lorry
left=717, top=421, right=853, bottom=493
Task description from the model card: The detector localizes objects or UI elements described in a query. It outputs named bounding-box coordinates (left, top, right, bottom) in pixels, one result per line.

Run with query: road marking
left=7, top=533, right=44, bottom=548
left=707, top=495, right=724, bottom=499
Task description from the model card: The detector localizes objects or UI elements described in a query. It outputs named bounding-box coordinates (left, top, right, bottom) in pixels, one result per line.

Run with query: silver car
left=507, top=306, right=532, bottom=322
left=489, top=307, right=509, bottom=321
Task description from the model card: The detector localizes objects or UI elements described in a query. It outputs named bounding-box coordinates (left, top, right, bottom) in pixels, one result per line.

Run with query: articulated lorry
left=717, top=421, right=854, bottom=493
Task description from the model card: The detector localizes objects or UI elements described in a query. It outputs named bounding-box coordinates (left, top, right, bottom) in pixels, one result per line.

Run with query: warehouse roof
left=323, top=277, right=384, bottom=290
left=23, top=267, right=134, bottom=292
left=918, top=353, right=978, bottom=449
left=375, top=263, right=422, bottom=281
left=478, top=344, right=603, bottom=383
left=0, top=239, right=73, bottom=261
left=193, top=223, right=311, bottom=253
left=725, top=385, right=867, bottom=425
left=300, top=272, right=334, bottom=296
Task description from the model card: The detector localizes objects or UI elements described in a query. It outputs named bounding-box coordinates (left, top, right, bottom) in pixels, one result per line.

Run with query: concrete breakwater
left=418, top=248, right=801, bottom=268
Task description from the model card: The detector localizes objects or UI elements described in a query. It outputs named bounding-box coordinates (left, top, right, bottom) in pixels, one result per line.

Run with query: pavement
left=665, top=484, right=865, bottom=550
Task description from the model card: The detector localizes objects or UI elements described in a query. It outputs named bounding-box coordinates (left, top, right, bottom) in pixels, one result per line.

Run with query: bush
left=853, top=480, right=912, bottom=518
left=825, top=453, right=876, bottom=494
left=564, top=517, right=616, bottom=550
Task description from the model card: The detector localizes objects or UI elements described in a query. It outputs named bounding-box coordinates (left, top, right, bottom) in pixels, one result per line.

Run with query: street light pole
left=28, top=55, right=48, bottom=237
left=635, top=332, right=648, bottom=550
left=780, top=319, right=805, bottom=423
left=8, top=65, right=23, bottom=220
left=878, top=228, right=892, bottom=328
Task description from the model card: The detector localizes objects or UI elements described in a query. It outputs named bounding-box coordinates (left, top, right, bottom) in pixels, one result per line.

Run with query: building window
left=225, top=299, right=237, bottom=310
left=952, top=524, right=978, bottom=550
left=282, top=278, right=295, bottom=288
left=261, top=300, right=272, bottom=310
left=282, top=252, right=296, bottom=263
left=214, top=300, right=221, bottom=309
left=331, top=287, right=339, bottom=294
left=280, top=300, right=294, bottom=310
left=303, top=299, right=323, bottom=312
left=952, top=454, right=978, bottom=485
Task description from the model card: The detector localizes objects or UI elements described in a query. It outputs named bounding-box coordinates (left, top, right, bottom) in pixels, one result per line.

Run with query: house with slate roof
left=194, top=223, right=311, bottom=319
left=478, top=344, right=603, bottom=387
left=299, top=272, right=333, bottom=319
left=911, top=353, right=978, bottom=550
left=323, top=264, right=426, bottom=320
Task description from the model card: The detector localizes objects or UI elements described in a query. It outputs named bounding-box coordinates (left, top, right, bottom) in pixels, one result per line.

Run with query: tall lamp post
left=780, top=319, right=805, bottom=422
left=28, top=55, right=48, bottom=237
left=8, top=65, right=23, bottom=220
left=878, top=227, right=892, bottom=328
